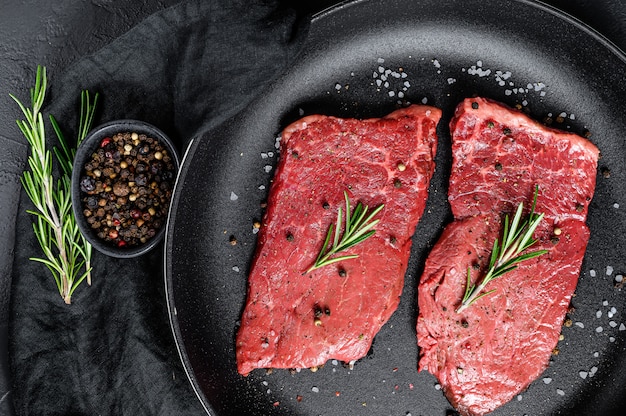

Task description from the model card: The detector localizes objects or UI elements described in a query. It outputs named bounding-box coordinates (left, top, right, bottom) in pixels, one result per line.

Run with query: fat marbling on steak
left=236, top=105, right=441, bottom=375
left=416, top=97, right=599, bottom=416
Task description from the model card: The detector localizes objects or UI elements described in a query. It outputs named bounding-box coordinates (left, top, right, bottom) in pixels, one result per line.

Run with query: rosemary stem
left=456, top=270, right=495, bottom=313
left=14, top=65, right=97, bottom=304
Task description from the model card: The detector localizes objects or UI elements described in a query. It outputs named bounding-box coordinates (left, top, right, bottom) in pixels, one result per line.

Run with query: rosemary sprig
left=306, top=191, right=384, bottom=273
left=456, top=186, right=549, bottom=313
left=12, top=65, right=99, bottom=304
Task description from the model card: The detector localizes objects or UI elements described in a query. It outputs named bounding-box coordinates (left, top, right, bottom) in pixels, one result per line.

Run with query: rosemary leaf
left=456, top=186, right=549, bottom=313
left=306, top=191, right=384, bottom=274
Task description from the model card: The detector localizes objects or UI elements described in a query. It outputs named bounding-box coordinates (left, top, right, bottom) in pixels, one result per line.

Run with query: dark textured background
left=1, top=0, right=625, bottom=415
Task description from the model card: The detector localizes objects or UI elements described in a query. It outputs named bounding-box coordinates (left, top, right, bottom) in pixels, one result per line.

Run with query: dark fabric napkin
left=8, top=0, right=307, bottom=414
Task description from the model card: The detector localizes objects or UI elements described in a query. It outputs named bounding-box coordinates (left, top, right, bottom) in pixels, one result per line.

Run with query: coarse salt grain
left=232, top=266, right=240, bottom=272
left=595, top=326, right=603, bottom=333
left=596, top=310, right=602, bottom=319
left=579, top=371, right=588, bottom=379
left=589, top=366, right=598, bottom=377
left=230, top=192, right=238, bottom=201
left=556, top=389, right=565, bottom=396
left=620, top=323, right=626, bottom=331
left=603, top=300, right=609, bottom=306
left=575, top=322, right=585, bottom=328
left=311, top=386, right=320, bottom=393
left=543, top=377, right=552, bottom=384
left=614, top=203, right=620, bottom=209
left=590, top=269, right=597, bottom=277
left=606, top=266, right=614, bottom=275
left=434, top=383, right=441, bottom=390
left=264, top=165, right=272, bottom=173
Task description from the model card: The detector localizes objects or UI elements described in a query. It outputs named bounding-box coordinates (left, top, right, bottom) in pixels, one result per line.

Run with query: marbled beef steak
left=236, top=105, right=441, bottom=376
left=416, top=97, right=599, bottom=416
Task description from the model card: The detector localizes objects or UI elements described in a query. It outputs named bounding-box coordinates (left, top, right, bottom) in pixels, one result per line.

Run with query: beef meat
left=236, top=105, right=441, bottom=376
left=416, top=97, right=599, bottom=416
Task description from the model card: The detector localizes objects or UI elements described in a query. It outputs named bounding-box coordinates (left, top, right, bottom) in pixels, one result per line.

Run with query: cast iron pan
left=165, top=0, right=626, bottom=414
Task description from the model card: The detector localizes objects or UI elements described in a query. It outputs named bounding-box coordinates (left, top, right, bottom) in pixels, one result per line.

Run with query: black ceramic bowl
left=71, top=120, right=180, bottom=258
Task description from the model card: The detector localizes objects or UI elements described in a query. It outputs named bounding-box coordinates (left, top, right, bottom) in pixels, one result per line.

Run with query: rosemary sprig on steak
left=306, top=191, right=384, bottom=273
left=456, top=186, right=548, bottom=313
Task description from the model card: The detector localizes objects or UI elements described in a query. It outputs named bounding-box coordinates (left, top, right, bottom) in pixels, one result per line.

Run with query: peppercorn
left=80, top=131, right=176, bottom=248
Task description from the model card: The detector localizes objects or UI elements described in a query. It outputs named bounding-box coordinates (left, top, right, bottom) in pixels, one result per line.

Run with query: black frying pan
left=165, top=0, right=626, bottom=414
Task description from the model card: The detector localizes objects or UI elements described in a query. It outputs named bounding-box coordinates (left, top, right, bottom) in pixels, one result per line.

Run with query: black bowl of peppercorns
left=71, top=120, right=180, bottom=258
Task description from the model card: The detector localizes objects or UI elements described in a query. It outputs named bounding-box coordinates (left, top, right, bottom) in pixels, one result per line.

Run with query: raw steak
left=417, top=97, right=599, bottom=416
left=236, top=105, right=441, bottom=375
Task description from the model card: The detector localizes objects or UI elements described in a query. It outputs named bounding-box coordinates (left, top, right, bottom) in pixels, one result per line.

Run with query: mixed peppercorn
left=79, top=131, right=176, bottom=249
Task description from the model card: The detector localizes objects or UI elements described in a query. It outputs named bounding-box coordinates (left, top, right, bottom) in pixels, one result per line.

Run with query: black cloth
left=8, top=1, right=307, bottom=414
